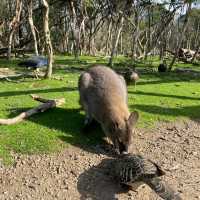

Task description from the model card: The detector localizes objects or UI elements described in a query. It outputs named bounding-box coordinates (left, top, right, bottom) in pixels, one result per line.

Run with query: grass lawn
left=0, top=55, right=200, bottom=164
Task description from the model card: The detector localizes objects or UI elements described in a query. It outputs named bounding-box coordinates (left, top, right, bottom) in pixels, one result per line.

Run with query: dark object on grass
left=113, top=154, right=182, bottom=200
left=114, top=67, right=139, bottom=86
left=124, top=70, right=139, bottom=86
left=158, top=60, right=168, bottom=72
left=18, top=56, right=48, bottom=78
left=18, top=56, right=48, bottom=69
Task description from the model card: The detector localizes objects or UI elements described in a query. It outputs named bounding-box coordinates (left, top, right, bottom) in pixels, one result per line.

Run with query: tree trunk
left=7, top=31, right=15, bottom=59
left=168, top=2, right=192, bottom=71
left=132, top=9, right=140, bottom=60
left=105, top=20, right=112, bottom=55
left=108, top=16, right=124, bottom=67
left=146, top=3, right=151, bottom=58
left=191, top=24, right=200, bottom=63
left=120, top=32, right=123, bottom=54
left=27, top=0, right=39, bottom=56
left=41, top=0, right=53, bottom=78
left=7, top=0, right=23, bottom=60
left=159, top=33, right=166, bottom=61
left=67, top=0, right=80, bottom=59
left=191, top=44, right=200, bottom=63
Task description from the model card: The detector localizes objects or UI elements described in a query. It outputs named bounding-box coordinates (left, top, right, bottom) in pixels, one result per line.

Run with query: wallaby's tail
left=146, top=178, right=182, bottom=200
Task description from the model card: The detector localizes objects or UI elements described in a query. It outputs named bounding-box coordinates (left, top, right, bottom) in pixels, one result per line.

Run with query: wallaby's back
left=79, top=65, right=128, bottom=122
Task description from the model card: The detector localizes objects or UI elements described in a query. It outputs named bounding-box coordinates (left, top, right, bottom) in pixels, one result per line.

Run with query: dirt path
left=0, top=120, right=200, bottom=200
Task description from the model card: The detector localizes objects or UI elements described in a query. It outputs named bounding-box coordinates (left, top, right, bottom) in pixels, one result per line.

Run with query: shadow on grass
left=54, top=59, right=80, bottom=65
left=137, top=72, right=200, bottom=85
left=29, top=107, right=104, bottom=143
left=53, top=62, right=110, bottom=74
left=129, top=90, right=200, bottom=101
left=77, top=158, right=127, bottom=200
left=131, top=104, right=200, bottom=120
left=0, top=58, right=20, bottom=68
left=54, top=58, right=106, bottom=66
left=137, top=78, right=188, bottom=86
left=7, top=106, right=109, bottom=155
left=0, top=87, right=77, bottom=97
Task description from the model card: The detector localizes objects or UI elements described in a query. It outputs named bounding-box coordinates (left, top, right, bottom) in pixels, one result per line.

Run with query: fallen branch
left=0, top=74, right=25, bottom=79
left=0, top=72, right=45, bottom=81
left=0, top=95, right=65, bottom=125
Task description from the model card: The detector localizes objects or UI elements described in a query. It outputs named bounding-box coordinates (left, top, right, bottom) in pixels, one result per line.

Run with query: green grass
left=129, top=73, right=200, bottom=127
left=0, top=55, right=200, bottom=164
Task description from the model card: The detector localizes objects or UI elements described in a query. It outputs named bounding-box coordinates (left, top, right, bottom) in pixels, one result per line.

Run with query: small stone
left=192, top=151, right=198, bottom=156
left=178, top=189, right=183, bottom=193
left=74, top=155, right=78, bottom=160
left=184, top=138, right=190, bottom=144
left=128, top=192, right=133, bottom=197
left=28, top=184, right=36, bottom=190
left=63, top=179, right=68, bottom=185
left=56, top=166, right=60, bottom=174
left=70, top=170, right=77, bottom=177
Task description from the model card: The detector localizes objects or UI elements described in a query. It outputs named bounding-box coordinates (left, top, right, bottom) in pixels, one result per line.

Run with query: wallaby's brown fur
left=78, top=65, right=139, bottom=154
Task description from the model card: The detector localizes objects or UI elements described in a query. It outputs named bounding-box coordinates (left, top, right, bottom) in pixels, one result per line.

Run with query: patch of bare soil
left=0, top=119, right=200, bottom=200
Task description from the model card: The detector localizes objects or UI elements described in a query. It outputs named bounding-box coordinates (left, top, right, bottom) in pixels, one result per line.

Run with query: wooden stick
left=0, top=72, right=44, bottom=80
left=0, top=95, right=65, bottom=125
left=30, top=94, right=51, bottom=103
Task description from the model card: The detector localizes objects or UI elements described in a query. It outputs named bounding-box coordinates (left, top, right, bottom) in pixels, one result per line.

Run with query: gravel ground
left=0, top=119, right=200, bottom=200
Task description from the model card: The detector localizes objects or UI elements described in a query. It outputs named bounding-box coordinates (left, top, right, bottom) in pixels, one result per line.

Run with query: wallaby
left=78, top=65, right=139, bottom=154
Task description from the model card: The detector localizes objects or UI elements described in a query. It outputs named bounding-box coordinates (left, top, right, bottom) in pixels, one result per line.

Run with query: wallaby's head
left=110, top=111, right=139, bottom=154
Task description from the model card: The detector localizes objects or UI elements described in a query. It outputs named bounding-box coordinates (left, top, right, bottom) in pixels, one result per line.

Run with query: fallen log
left=0, top=95, right=65, bottom=125
left=0, top=72, right=45, bottom=81
left=0, top=74, right=24, bottom=79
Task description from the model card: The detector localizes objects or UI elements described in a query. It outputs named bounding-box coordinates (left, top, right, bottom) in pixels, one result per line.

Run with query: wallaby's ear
left=128, top=111, right=139, bottom=127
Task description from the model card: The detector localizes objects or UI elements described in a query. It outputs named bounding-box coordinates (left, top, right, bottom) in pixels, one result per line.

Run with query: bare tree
left=66, top=0, right=80, bottom=59
left=41, top=0, right=53, bottom=78
left=27, top=0, right=38, bottom=56
left=7, top=0, right=23, bottom=59
left=108, top=15, right=124, bottom=66
left=168, top=2, right=192, bottom=71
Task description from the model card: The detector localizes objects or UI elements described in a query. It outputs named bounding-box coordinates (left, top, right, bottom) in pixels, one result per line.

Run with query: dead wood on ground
left=0, top=95, right=65, bottom=125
